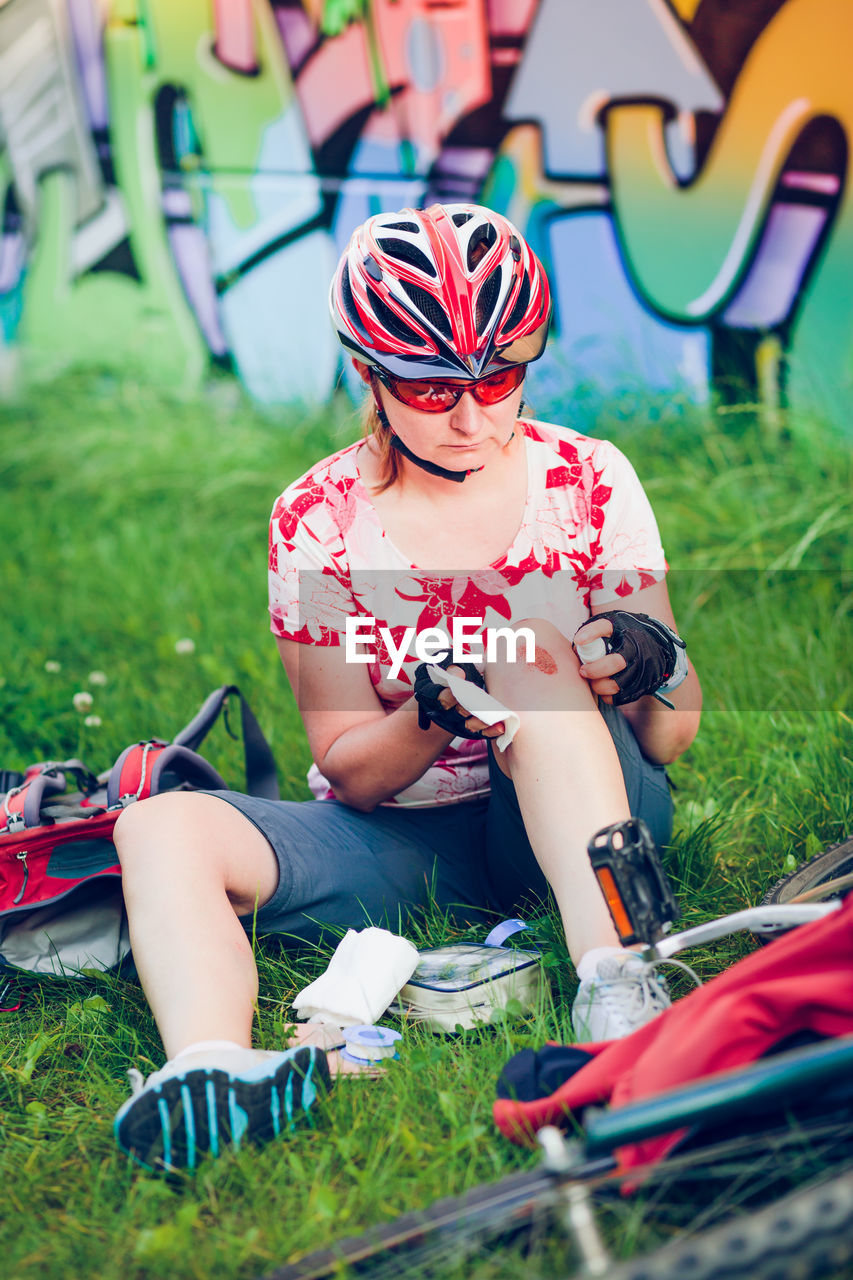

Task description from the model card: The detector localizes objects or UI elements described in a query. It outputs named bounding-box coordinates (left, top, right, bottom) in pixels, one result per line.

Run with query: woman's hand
left=572, top=617, right=625, bottom=704
left=413, top=657, right=505, bottom=739
left=440, top=667, right=506, bottom=739
left=573, top=611, right=687, bottom=707
left=571, top=580, right=702, bottom=765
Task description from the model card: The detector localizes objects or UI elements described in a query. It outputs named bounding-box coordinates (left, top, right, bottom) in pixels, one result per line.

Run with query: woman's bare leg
left=483, top=618, right=629, bottom=965
left=114, top=792, right=279, bottom=1059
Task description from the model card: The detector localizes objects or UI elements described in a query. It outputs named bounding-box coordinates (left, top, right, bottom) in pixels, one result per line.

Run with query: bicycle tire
left=263, top=1114, right=853, bottom=1280
left=263, top=1165, right=565, bottom=1280
left=760, top=835, right=853, bottom=908
left=603, top=1164, right=853, bottom=1280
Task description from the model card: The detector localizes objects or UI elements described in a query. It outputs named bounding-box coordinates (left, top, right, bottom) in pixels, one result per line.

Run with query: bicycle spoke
left=264, top=1106, right=853, bottom=1279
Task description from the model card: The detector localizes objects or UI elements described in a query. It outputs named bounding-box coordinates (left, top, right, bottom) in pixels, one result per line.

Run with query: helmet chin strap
left=389, top=432, right=481, bottom=482
left=375, top=395, right=521, bottom=485
left=372, top=396, right=482, bottom=482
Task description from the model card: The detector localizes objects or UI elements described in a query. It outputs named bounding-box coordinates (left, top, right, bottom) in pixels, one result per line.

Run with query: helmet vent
left=364, top=253, right=383, bottom=281
left=475, top=267, right=502, bottom=333
left=367, top=286, right=428, bottom=347
left=340, top=264, right=370, bottom=340
left=467, top=222, right=497, bottom=270
left=399, top=281, right=453, bottom=340
left=452, top=211, right=473, bottom=226
left=502, top=274, right=531, bottom=337
left=376, top=237, right=437, bottom=278
left=382, top=220, right=419, bottom=234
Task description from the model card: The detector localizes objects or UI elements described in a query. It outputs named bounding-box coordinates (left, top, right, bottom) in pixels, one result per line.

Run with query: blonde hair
left=360, top=391, right=401, bottom=493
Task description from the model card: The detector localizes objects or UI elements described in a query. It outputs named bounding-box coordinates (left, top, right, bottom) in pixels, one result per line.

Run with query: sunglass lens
left=391, top=378, right=459, bottom=411
left=473, top=366, right=525, bottom=404
left=382, top=364, right=525, bottom=411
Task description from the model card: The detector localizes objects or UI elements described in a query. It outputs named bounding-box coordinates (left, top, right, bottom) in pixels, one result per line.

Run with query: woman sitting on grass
left=113, top=203, right=701, bottom=1170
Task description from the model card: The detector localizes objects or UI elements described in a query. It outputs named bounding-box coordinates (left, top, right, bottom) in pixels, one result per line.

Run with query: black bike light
left=588, top=818, right=681, bottom=946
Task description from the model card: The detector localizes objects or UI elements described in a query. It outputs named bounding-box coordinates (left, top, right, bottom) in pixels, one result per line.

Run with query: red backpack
left=0, top=686, right=278, bottom=977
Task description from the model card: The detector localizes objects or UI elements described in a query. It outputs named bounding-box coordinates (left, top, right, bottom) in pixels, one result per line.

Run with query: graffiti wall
left=1, top=0, right=850, bottom=432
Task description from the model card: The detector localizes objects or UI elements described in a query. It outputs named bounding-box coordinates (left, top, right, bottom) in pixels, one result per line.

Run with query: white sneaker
left=114, top=1045, right=330, bottom=1172
left=571, top=951, right=671, bottom=1043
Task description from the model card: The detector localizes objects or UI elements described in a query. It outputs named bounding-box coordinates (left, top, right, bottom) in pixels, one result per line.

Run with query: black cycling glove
left=577, top=611, right=687, bottom=707
left=413, top=652, right=488, bottom=738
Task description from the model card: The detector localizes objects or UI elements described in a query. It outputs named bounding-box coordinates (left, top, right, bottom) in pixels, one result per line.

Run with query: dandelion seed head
left=175, top=638, right=196, bottom=655
left=84, top=714, right=102, bottom=728
left=88, top=671, right=108, bottom=686
left=45, top=660, right=61, bottom=673
left=73, top=691, right=94, bottom=713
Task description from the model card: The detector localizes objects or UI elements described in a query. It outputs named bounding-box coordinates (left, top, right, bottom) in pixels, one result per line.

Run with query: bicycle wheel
left=761, top=836, right=853, bottom=908
left=265, top=1111, right=853, bottom=1280
left=604, top=1165, right=853, bottom=1280
left=268, top=1038, right=853, bottom=1280
left=263, top=1164, right=575, bottom=1280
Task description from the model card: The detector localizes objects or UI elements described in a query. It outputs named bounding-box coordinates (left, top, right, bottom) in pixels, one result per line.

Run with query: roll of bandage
left=340, top=1024, right=402, bottom=1064
left=576, top=637, right=608, bottom=663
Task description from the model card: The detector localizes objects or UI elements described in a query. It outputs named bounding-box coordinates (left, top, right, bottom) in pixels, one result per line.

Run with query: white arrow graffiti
left=504, top=0, right=723, bottom=179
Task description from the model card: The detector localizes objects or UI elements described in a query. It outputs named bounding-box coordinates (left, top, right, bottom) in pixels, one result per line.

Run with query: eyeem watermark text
left=345, top=616, right=535, bottom=679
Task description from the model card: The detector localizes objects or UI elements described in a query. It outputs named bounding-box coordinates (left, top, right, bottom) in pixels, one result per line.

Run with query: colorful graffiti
left=0, top=0, right=850, bottom=431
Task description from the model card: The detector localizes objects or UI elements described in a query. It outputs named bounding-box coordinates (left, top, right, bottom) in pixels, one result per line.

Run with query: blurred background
left=0, top=0, right=850, bottom=433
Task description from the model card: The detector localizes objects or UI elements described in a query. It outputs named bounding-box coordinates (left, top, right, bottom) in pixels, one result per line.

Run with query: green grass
left=0, top=370, right=851, bottom=1279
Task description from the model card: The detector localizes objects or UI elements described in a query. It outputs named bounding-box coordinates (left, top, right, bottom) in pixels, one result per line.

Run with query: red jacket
left=494, top=895, right=853, bottom=1176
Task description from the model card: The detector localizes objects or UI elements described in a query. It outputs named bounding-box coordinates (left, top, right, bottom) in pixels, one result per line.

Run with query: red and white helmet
left=330, top=203, right=551, bottom=380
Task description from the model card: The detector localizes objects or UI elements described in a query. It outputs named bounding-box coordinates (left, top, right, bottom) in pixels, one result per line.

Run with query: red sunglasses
left=373, top=364, right=526, bottom=414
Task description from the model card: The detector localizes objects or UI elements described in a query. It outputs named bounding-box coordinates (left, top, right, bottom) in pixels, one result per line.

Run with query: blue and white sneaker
left=114, top=1045, right=331, bottom=1172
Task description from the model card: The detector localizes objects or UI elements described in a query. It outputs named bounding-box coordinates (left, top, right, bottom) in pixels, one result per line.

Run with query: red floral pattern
left=269, top=420, right=666, bottom=807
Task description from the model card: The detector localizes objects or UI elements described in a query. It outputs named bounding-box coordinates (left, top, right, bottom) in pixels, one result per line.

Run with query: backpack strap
left=172, top=685, right=279, bottom=800
left=148, top=744, right=228, bottom=797
left=1, top=762, right=102, bottom=832
left=2, top=688, right=280, bottom=824
left=1, top=767, right=70, bottom=832
left=106, top=741, right=165, bottom=807
left=20, top=759, right=100, bottom=793
left=106, top=741, right=227, bottom=807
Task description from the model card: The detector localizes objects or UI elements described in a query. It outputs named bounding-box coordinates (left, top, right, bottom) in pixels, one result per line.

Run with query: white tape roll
left=341, top=1025, right=402, bottom=1063
left=576, top=637, right=608, bottom=663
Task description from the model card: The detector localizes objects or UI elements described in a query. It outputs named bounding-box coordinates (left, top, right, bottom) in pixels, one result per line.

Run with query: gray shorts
left=214, top=702, right=672, bottom=947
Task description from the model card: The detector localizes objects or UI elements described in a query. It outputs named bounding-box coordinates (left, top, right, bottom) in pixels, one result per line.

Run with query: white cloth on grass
left=292, top=927, right=419, bottom=1027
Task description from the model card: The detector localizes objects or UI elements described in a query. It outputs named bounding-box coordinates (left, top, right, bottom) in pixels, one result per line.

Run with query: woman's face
left=363, top=365, right=524, bottom=475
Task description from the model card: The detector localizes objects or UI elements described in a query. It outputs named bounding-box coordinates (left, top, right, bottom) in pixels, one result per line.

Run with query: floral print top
left=269, top=419, right=666, bottom=807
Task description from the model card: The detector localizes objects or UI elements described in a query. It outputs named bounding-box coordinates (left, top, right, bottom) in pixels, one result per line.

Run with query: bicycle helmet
left=330, top=203, right=551, bottom=381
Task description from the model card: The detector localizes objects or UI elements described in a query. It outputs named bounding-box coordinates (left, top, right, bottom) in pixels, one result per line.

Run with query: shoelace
left=590, top=957, right=672, bottom=1025
left=127, top=1067, right=146, bottom=1096
left=599, top=971, right=668, bottom=1020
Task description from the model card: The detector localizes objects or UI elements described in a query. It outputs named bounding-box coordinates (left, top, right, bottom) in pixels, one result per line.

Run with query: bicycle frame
left=641, top=899, right=841, bottom=961
left=582, top=1029, right=853, bottom=1158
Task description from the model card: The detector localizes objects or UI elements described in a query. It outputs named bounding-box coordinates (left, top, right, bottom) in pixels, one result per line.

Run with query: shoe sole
left=114, top=1046, right=330, bottom=1172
